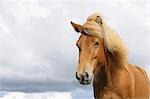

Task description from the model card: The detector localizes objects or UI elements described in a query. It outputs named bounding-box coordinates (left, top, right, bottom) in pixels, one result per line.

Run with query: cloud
left=0, top=88, right=94, bottom=99
left=0, top=92, right=72, bottom=99
left=0, top=0, right=149, bottom=93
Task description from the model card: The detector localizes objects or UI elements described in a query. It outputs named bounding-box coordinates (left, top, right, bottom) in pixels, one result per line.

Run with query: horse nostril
left=84, top=72, right=89, bottom=78
left=76, top=72, right=80, bottom=80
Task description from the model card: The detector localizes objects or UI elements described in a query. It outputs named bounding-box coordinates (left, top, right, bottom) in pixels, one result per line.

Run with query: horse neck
left=93, top=50, right=124, bottom=88
left=93, top=64, right=112, bottom=88
left=93, top=63, right=121, bottom=99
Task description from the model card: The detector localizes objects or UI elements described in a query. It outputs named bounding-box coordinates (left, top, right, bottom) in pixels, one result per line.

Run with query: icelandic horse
left=70, top=13, right=150, bottom=99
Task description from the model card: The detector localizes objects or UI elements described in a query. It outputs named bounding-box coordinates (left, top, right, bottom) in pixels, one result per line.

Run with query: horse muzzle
left=76, top=72, right=92, bottom=85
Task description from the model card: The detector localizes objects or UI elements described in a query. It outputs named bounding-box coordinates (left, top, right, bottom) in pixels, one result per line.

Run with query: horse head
left=71, top=14, right=106, bottom=85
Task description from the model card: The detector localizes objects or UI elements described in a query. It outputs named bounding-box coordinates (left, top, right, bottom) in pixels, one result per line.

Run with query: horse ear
left=96, top=16, right=102, bottom=26
left=70, top=21, right=83, bottom=33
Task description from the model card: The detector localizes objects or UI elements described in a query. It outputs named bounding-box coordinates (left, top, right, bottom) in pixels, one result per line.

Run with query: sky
left=0, top=0, right=149, bottom=99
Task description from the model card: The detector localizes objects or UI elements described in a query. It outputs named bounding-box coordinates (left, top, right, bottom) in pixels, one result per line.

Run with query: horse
left=70, top=13, right=150, bottom=99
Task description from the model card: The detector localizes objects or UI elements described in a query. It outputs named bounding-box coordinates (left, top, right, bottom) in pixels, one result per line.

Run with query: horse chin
left=79, top=80, right=91, bottom=85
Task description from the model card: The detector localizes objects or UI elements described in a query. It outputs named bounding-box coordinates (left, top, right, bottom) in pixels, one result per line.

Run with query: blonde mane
left=83, top=13, right=128, bottom=70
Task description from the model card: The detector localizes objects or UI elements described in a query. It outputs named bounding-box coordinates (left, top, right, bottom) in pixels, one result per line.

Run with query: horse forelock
left=83, top=21, right=103, bottom=38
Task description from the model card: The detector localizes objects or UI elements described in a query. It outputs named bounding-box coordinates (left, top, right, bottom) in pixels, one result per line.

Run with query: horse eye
left=94, top=42, right=99, bottom=48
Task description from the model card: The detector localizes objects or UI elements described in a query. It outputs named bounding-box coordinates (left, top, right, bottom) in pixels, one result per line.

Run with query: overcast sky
left=0, top=0, right=149, bottom=96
